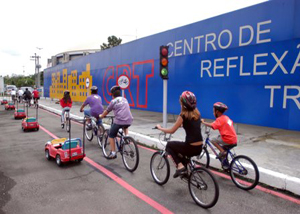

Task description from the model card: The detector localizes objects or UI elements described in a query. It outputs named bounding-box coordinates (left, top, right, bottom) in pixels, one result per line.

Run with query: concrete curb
left=39, top=104, right=300, bottom=196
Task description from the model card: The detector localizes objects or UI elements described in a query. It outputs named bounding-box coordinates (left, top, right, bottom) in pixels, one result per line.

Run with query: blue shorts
left=84, top=109, right=102, bottom=125
left=109, top=124, right=130, bottom=138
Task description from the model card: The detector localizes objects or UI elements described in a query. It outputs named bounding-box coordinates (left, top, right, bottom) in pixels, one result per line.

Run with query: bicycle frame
left=114, top=130, right=126, bottom=153
left=157, top=131, right=200, bottom=177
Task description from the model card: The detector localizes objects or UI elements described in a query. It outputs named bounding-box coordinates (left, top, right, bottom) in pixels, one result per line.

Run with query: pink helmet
left=180, top=91, right=197, bottom=110
left=213, top=102, right=228, bottom=113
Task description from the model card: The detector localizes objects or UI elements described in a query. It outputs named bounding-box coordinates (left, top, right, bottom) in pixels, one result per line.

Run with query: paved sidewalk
left=36, top=97, right=300, bottom=196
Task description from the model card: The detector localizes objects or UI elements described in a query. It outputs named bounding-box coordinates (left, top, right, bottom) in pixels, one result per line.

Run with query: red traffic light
left=161, top=47, right=168, bottom=56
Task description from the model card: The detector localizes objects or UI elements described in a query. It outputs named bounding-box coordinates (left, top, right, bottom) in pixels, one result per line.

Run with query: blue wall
left=45, top=0, right=300, bottom=131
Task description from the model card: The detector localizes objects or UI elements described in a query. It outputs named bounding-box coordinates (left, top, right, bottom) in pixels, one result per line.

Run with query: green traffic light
left=161, top=68, right=168, bottom=76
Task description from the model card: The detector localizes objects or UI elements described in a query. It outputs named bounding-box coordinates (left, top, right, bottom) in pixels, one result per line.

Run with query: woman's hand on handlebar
left=156, top=124, right=162, bottom=130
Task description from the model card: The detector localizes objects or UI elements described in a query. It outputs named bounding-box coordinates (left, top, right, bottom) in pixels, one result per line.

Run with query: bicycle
left=84, top=115, right=105, bottom=149
left=150, top=128, right=219, bottom=208
left=101, top=115, right=139, bottom=172
left=33, top=97, right=39, bottom=109
left=62, top=109, right=70, bottom=132
left=197, top=126, right=259, bottom=190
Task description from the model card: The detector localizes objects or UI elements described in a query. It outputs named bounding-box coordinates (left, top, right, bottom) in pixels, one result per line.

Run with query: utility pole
left=30, top=53, right=41, bottom=88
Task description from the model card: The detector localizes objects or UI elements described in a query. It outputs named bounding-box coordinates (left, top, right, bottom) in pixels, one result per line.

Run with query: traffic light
left=159, top=45, right=169, bottom=79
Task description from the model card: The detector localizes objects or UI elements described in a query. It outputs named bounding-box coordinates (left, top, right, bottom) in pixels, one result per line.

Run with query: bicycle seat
left=64, top=109, right=70, bottom=112
left=223, top=144, right=237, bottom=150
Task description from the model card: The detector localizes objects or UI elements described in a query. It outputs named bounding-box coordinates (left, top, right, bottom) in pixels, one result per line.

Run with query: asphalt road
left=0, top=106, right=299, bottom=214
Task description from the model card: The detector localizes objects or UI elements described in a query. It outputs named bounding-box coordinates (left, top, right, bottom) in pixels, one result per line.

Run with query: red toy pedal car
left=22, top=117, right=39, bottom=131
left=14, top=109, right=26, bottom=119
left=1, top=99, right=8, bottom=105
left=45, top=138, right=85, bottom=166
left=5, top=102, right=15, bottom=110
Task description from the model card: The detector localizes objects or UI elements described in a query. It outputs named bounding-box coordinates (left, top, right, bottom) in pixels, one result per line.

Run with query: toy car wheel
left=45, top=150, right=51, bottom=160
left=56, top=155, right=62, bottom=167
left=77, top=158, right=83, bottom=162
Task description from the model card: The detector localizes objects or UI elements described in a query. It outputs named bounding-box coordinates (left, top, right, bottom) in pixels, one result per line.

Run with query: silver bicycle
left=85, top=116, right=105, bottom=149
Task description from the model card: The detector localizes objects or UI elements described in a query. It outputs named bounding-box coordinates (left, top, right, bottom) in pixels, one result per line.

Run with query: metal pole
left=122, top=90, right=124, bottom=97
left=69, top=116, right=71, bottom=161
left=34, top=53, right=37, bottom=87
left=37, top=56, right=40, bottom=88
left=163, top=79, right=168, bottom=128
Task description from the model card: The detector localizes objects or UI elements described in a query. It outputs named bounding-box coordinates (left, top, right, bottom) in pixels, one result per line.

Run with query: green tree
left=4, top=74, right=35, bottom=87
left=101, top=35, right=122, bottom=50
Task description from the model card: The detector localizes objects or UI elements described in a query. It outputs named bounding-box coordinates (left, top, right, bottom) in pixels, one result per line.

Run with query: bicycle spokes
left=229, top=155, right=259, bottom=190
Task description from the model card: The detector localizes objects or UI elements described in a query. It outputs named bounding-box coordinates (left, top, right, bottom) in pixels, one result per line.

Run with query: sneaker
left=107, top=152, right=117, bottom=159
left=173, top=167, right=187, bottom=178
left=61, top=124, right=64, bottom=129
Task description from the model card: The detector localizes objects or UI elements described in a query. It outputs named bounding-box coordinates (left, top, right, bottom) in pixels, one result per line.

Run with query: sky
left=0, top=0, right=267, bottom=77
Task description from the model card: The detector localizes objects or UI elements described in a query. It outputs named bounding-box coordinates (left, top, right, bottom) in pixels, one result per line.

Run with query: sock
left=111, top=151, right=116, bottom=155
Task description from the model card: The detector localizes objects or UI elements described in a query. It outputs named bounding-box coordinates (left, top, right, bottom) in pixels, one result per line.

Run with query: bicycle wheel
left=102, top=131, right=111, bottom=158
left=150, top=151, right=170, bottom=185
left=195, top=147, right=210, bottom=168
left=65, top=113, right=70, bottom=133
left=230, top=155, right=259, bottom=190
left=121, top=136, right=139, bottom=172
left=96, top=124, right=105, bottom=148
left=85, top=123, right=93, bottom=141
left=188, top=167, right=219, bottom=208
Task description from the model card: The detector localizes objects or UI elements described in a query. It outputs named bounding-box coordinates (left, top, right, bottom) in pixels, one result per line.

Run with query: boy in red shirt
left=202, top=102, right=237, bottom=159
left=56, top=91, right=72, bottom=128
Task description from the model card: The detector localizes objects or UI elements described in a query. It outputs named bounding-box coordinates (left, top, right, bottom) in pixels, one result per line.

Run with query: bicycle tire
left=196, top=147, right=210, bottom=168
left=65, top=113, right=70, bottom=133
left=188, top=167, right=219, bottom=208
left=229, top=155, right=259, bottom=190
left=102, top=130, right=111, bottom=158
left=121, top=136, right=139, bottom=172
left=150, top=151, right=170, bottom=185
left=96, top=124, right=105, bottom=149
left=85, top=123, right=93, bottom=141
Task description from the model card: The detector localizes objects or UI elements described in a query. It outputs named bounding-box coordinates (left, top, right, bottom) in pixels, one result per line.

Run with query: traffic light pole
left=163, top=79, right=167, bottom=128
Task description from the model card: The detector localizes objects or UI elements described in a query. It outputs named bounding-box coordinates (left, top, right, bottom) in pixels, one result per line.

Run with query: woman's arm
left=156, top=116, right=183, bottom=134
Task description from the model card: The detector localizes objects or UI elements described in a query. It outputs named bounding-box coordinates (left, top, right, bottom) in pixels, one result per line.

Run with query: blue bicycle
left=198, top=126, right=259, bottom=190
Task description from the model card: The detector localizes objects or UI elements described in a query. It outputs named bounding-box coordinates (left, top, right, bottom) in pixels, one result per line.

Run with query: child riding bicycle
left=79, top=86, right=104, bottom=129
left=201, top=102, right=237, bottom=160
left=32, top=87, right=40, bottom=105
left=100, top=85, right=133, bottom=159
left=56, top=90, right=72, bottom=129
left=156, top=91, right=203, bottom=178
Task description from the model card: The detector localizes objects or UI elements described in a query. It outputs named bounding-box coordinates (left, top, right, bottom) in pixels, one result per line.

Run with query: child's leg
left=109, top=137, right=116, bottom=152
left=212, top=141, right=225, bottom=153
left=123, top=127, right=128, bottom=136
left=211, top=136, right=225, bottom=153
left=61, top=108, right=65, bottom=124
